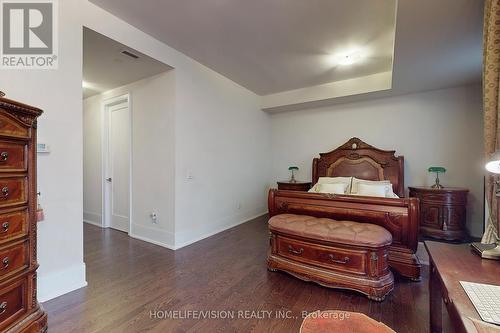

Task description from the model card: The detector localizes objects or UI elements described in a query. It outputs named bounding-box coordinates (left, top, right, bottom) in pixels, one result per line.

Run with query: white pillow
left=351, top=177, right=398, bottom=198
left=317, top=177, right=353, bottom=192
left=317, top=183, right=348, bottom=195
left=357, top=183, right=387, bottom=197
left=308, top=183, right=321, bottom=193
left=351, top=178, right=390, bottom=193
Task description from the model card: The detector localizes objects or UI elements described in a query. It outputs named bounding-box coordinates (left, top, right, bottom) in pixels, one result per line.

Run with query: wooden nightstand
left=277, top=181, right=312, bottom=191
left=409, top=186, right=469, bottom=241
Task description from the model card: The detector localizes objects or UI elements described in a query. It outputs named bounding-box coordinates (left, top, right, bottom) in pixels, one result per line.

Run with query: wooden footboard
left=268, top=189, right=422, bottom=280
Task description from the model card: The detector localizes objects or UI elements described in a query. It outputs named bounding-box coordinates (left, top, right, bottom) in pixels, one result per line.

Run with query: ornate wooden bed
left=268, top=137, right=421, bottom=280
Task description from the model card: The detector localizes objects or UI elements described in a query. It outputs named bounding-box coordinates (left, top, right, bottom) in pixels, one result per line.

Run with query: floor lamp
left=471, top=152, right=500, bottom=259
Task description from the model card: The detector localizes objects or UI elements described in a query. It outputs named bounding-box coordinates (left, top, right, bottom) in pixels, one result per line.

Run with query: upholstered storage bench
left=267, top=214, right=394, bottom=301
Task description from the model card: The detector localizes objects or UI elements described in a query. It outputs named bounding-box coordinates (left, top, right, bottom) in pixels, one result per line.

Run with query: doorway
left=82, top=27, right=173, bottom=236
left=103, top=96, right=131, bottom=233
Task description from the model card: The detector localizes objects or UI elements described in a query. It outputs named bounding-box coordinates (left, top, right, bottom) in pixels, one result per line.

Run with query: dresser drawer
left=0, top=177, right=27, bottom=208
left=276, top=236, right=367, bottom=275
left=420, top=192, right=450, bottom=202
left=0, top=142, right=26, bottom=172
left=0, top=277, right=27, bottom=331
left=0, top=242, right=28, bottom=279
left=0, top=209, right=27, bottom=243
left=411, top=191, right=468, bottom=206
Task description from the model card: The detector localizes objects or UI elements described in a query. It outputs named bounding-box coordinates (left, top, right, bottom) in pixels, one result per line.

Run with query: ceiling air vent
left=121, top=50, right=139, bottom=59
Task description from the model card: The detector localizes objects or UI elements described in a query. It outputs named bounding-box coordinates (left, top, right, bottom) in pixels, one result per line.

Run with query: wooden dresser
left=0, top=93, right=46, bottom=333
left=409, top=186, right=469, bottom=241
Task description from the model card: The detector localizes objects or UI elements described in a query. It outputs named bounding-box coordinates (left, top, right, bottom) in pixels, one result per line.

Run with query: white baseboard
left=129, top=233, right=175, bottom=250
left=83, top=211, right=102, bottom=226
left=38, top=262, right=87, bottom=302
left=130, top=223, right=175, bottom=250
left=83, top=219, right=103, bottom=228
left=174, top=211, right=268, bottom=250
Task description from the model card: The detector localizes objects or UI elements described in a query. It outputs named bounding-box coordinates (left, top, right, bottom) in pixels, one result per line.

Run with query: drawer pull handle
left=329, top=254, right=350, bottom=264
left=0, top=152, right=8, bottom=162
left=2, top=258, right=8, bottom=269
left=0, top=301, right=6, bottom=314
left=1, top=187, right=8, bottom=198
left=1, top=222, right=8, bottom=232
left=288, top=245, right=304, bottom=255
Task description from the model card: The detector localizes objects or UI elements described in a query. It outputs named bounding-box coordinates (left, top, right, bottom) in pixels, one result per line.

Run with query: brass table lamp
left=288, top=166, right=298, bottom=183
left=428, top=166, right=446, bottom=189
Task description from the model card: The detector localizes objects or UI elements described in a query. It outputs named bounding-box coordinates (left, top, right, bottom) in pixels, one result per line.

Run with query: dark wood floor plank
left=43, top=215, right=429, bottom=332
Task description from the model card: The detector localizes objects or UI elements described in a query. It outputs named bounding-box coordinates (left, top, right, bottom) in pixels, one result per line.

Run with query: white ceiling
left=89, top=0, right=483, bottom=98
left=89, top=0, right=397, bottom=95
left=391, top=0, right=483, bottom=94
left=83, top=27, right=172, bottom=99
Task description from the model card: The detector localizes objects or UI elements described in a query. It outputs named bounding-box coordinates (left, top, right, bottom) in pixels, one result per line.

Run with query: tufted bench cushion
left=269, top=214, right=392, bottom=247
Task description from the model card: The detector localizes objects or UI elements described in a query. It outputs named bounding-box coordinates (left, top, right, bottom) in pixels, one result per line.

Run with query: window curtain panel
left=483, top=0, right=500, bottom=244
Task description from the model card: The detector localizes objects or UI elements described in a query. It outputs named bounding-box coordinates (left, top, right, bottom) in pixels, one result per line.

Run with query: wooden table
left=277, top=181, right=311, bottom=191
left=425, top=241, right=500, bottom=333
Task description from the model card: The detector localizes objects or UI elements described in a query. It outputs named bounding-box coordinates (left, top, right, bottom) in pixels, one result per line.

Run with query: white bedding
left=309, top=176, right=399, bottom=198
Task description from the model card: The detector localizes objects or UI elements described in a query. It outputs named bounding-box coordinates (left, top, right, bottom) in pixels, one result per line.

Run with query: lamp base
left=470, top=243, right=500, bottom=260
left=431, top=172, right=444, bottom=189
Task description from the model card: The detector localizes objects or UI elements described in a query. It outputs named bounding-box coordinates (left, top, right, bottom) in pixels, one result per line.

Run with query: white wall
left=270, top=84, right=484, bottom=237
left=83, top=96, right=103, bottom=226
left=131, top=73, right=176, bottom=247
left=83, top=72, right=176, bottom=246
left=84, top=69, right=270, bottom=250
left=0, top=0, right=87, bottom=302
left=82, top=1, right=271, bottom=250
left=174, top=62, right=270, bottom=247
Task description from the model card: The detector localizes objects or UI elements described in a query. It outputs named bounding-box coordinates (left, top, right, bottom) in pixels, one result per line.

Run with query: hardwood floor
left=43, top=216, right=429, bottom=333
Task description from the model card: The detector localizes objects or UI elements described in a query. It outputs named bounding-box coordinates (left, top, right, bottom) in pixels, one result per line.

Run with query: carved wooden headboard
left=312, top=137, right=405, bottom=197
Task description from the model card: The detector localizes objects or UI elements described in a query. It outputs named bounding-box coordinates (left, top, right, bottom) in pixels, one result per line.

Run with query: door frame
left=101, top=93, right=133, bottom=233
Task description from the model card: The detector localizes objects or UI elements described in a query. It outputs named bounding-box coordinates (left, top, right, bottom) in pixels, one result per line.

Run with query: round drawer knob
left=0, top=301, right=7, bottom=314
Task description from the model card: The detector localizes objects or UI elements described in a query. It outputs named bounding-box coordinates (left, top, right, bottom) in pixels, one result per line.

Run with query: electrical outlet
left=150, top=212, right=158, bottom=224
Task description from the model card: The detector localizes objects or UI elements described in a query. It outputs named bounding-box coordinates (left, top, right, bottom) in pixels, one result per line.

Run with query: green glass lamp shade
left=428, top=167, right=446, bottom=173
left=288, top=166, right=299, bottom=171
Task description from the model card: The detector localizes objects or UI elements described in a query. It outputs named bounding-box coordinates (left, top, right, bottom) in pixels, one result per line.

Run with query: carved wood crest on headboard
left=312, top=137, right=405, bottom=197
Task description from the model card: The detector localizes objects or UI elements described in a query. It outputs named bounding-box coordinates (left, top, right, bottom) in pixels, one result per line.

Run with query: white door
left=105, top=102, right=130, bottom=233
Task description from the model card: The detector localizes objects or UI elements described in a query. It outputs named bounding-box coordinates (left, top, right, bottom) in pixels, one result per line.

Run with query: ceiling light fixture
left=327, top=48, right=365, bottom=67
left=336, top=52, right=361, bottom=66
